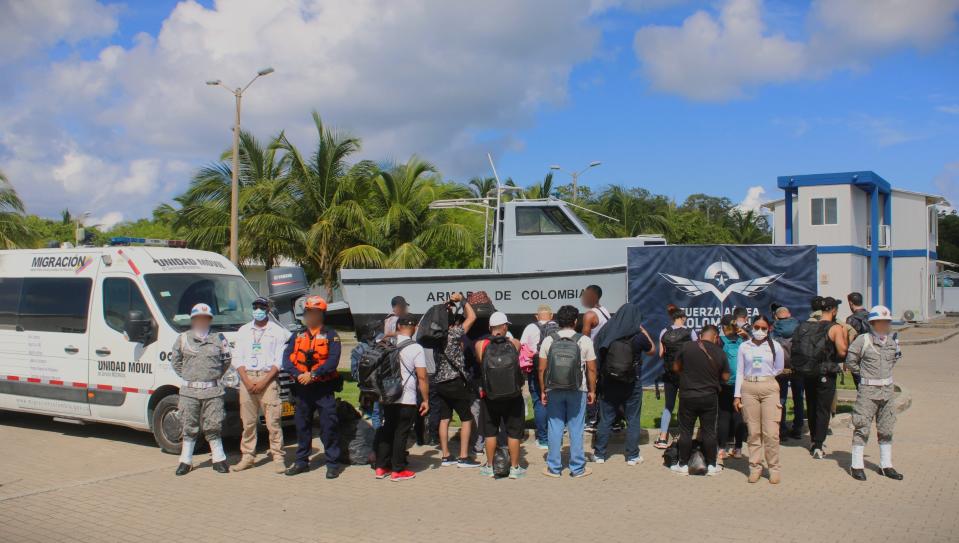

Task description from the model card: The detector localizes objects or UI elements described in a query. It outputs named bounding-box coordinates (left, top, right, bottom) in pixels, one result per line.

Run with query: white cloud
left=632, top=0, right=959, bottom=101
left=87, top=211, right=124, bottom=229
left=633, top=0, right=807, bottom=100
left=737, top=185, right=768, bottom=212
left=0, top=0, right=600, bottom=220
left=0, top=0, right=118, bottom=64
left=938, top=104, right=959, bottom=114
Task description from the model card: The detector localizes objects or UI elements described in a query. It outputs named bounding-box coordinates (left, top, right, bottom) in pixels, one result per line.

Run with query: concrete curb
left=899, top=327, right=959, bottom=346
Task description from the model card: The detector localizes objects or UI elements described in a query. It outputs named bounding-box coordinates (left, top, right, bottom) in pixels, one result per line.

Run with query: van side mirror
left=125, top=310, right=154, bottom=345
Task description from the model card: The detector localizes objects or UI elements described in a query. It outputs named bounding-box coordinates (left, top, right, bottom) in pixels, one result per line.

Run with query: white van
left=0, top=246, right=292, bottom=452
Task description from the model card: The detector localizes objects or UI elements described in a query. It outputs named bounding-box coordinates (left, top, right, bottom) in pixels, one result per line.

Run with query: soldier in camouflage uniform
left=171, top=303, right=232, bottom=476
left=845, top=305, right=903, bottom=481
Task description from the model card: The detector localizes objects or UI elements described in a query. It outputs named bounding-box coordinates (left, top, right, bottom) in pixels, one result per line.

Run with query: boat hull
left=340, top=265, right=627, bottom=330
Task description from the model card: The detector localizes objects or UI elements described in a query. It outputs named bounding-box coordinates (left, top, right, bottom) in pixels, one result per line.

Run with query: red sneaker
left=390, top=470, right=416, bottom=482
left=374, top=468, right=390, bottom=479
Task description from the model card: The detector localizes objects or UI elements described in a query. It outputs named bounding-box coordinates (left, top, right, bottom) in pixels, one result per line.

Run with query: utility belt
left=185, top=380, right=218, bottom=389
left=743, top=375, right=776, bottom=383
left=860, top=377, right=894, bottom=387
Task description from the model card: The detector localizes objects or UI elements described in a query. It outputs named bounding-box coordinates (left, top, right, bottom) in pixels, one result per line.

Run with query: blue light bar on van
left=109, top=236, right=188, bottom=248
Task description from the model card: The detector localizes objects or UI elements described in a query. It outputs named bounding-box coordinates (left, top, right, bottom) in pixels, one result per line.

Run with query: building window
left=811, top=197, right=838, bottom=225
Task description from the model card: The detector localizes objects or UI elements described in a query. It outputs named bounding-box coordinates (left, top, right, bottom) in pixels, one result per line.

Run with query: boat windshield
left=515, top=205, right=583, bottom=235
left=144, top=273, right=257, bottom=332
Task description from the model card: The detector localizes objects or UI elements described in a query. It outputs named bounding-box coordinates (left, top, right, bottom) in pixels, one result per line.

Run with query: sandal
left=653, top=438, right=669, bottom=449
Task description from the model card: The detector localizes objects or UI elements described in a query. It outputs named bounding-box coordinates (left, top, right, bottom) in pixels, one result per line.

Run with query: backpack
left=847, top=310, right=872, bottom=337
left=358, top=339, right=416, bottom=404
left=481, top=336, right=523, bottom=400
left=790, top=321, right=837, bottom=376
left=660, top=327, right=692, bottom=384
left=662, top=441, right=680, bottom=467
left=416, top=304, right=449, bottom=349
left=535, top=321, right=560, bottom=354
left=467, top=291, right=496, bottom=320
left=775, top=337, right=792, bottom=371
left=544, top=332, right=584, bottom=390
left=603, top=336, right=637, bottom=383
left=335, top=400, right=375, bottom=465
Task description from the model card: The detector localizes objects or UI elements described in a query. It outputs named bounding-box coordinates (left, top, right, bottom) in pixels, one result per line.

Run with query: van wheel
left=151, top=394, right=182, bottom=454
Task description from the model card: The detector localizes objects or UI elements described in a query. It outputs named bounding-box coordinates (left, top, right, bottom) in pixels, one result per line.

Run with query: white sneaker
left=669, top=464, right=689, bottom=475
left=626, top=456, right=644, bottom=466
left=812, top=448, right=825, bottom=459
left=706, top=465, right=723, bottom=476
left=594, top=457, right=606, bottom=464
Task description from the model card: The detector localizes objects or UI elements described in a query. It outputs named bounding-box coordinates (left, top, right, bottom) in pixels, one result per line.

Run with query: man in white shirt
left=232, top=297, right=292, bottom=473
left=519, top=304, right=556, bottom=449
left=538, top=305, right=597, bottom=478
left=383, top=295, right=409, bottom=338
left=374, top=314, right=430, bottom=482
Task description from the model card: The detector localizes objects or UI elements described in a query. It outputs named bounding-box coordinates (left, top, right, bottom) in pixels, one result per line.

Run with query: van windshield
left=144, top=273, right=257, bottom=332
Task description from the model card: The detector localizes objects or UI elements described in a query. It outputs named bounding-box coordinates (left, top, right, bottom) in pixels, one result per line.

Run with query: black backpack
left=416, top=304, right=449, bottom=349
left=358, top=339, right=416, bottom=404
left=482, top=336, right=523, bottom=400
left=660, top=327, right=692, bottom=384
left=603, top=336, right=636, bottom=383
left=847, top=310, right=872, bottom=337
left=790, top=321, right=837, bottom=376
left=545, top=332, right=584, bottom=390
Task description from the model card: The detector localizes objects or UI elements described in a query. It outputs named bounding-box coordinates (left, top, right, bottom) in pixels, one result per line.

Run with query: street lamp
left=550, top=161, right=601, bottom=202
left=206, top=67, right=275, bottom=264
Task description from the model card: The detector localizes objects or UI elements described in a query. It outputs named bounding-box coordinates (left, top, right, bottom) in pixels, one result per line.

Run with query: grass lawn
left=333, top=370, right=855, bottom=430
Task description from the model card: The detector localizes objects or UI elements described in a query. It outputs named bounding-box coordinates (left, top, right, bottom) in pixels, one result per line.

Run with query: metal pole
left=230, top=89, right=242, bottom=265
left=572, top=171, right=578, bottom=203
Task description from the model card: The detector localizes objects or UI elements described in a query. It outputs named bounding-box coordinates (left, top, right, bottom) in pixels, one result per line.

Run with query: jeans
left=528, top=372, right=547, bottom=443
left=375, top=403, right=418, bottom=471
left=546, top=389, right=587, bottom=475
left=659, top=380, right=679, bottom=435
left=677, top=393, right=718, bottom=467
left=777, top=374, right=804, bottom=431
left=594, top=378, right=644, bottom=461
left=804, top=373, right=837, bottom=450
left=717, top=384, right=745, bottom=449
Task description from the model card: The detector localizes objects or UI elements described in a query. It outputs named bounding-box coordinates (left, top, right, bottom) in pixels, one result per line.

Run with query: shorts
left=482, top=395, right=525, bottom=440
left=435, top=378, right=475, bottom=422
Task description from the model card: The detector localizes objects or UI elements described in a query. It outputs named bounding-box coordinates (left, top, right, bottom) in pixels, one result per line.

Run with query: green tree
left=524, top=172, right=554, bottom=199
left=175, top=131, right=302, bottom=269
left=939, top=211, right=959, bottom=263
left=591, top=185, right=671, bottom=238
left=681, top=193, right=734, bottom=224
left=727, top=209, right=772, bottom=244
left=0, top=171, right=34, bottom=248
left=468, top=176, right=496, bottom=199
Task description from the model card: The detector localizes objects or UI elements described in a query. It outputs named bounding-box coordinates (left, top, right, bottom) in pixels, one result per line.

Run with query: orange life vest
left=289, top=327, right=337, bottom=383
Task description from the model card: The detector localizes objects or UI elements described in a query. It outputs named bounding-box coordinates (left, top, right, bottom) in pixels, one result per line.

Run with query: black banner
left=627, top=244, right=818, bottom=385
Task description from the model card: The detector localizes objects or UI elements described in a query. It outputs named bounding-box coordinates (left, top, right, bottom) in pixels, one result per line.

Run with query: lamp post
left=549, top=160, right=601, bottom=202
left=206, top=67, right=275, bottom=264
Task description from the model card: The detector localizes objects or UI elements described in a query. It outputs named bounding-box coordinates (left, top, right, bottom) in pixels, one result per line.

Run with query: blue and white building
left=765, top=171, right=947, bottom=321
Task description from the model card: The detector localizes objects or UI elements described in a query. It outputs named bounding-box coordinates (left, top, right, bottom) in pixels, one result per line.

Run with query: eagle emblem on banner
left=659, top=261, right=783, bottom=302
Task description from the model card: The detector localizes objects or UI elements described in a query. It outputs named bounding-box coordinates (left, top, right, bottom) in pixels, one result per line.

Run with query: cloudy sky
left=1, top=0, right=957, bottom=227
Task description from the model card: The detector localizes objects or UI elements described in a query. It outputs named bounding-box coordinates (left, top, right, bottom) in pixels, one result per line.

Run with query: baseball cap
left=252, top=296, right=270, bottom=308
left=391, top=296, right=409, bottom=308
left=820, top=296, right=841, bottom=310
left=190, top=303, right=214, bottom=319
left=489, top=311, right=511, bottom=327
left=396, top=314, right=418, bottom=327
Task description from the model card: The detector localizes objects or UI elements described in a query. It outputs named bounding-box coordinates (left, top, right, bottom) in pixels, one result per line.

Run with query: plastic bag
left=492, top=447, right=511, bottom=478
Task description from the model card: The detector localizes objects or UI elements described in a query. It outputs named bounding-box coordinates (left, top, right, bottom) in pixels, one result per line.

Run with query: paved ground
left=1, top=336, right=958, bottom=543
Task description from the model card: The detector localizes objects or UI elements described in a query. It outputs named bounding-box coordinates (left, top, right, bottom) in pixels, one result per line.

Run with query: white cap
left=867, top=305, right=892, bottom=322
left=489, top=311, right=510, bottom=327
left=190, top=303, right=214, bottom=319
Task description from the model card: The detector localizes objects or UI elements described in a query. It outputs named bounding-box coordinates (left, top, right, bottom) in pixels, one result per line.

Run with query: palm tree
left=363, top=156, right=474, bottom=269
left=0, top=170, right=33, bottom=249
left=468, top=176, right=496, bottom=199
left=591, top=185, right=671, bottom=238
left=728, top=209, right=771, bottom=244
left=525, top=172, right=554, bottom=199
left=175, top=131, right=301, bottom=269
left=276, top=112, right=379, bottom=295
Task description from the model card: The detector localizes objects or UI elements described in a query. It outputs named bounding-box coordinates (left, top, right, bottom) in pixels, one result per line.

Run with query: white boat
left=339, top=172, right=665, bottom=329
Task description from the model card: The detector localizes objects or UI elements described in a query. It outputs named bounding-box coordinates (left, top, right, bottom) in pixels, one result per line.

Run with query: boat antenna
left=561, top=198, right=620, bottom=223
left=488, top=153, right=503, bottom=272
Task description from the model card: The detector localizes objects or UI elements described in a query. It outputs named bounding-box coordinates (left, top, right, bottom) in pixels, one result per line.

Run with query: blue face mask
left=252, top=308, right=268, bottom=322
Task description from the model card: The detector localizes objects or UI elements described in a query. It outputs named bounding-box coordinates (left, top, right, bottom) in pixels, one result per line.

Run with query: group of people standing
left=168, top=286, right=904, bottom=485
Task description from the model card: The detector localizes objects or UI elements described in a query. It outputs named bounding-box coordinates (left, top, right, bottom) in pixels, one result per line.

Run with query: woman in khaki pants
left=734, top=315, right=785, bottom=484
